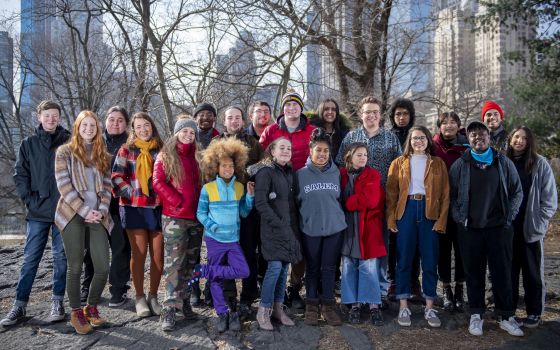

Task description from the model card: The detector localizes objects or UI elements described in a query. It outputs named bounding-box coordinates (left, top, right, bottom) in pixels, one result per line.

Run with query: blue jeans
left=260, top=261, right=289, bottom=308
left=395, top=199, right=439, bottom=301
left=15, top=220, right=67, bottom=305
left=341, top=256, right=382, bottom=305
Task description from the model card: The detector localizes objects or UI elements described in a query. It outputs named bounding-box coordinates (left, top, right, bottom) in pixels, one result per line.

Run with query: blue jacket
left=196, top=176, right=254, bottom=243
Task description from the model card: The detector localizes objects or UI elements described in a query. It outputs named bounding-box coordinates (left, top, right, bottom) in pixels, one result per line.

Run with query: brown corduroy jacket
left=386, top=154, right=450, bottom=233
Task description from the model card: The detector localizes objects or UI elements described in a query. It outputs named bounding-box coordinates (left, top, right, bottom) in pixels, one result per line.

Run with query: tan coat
left=386, top=154, right=450, bottom=233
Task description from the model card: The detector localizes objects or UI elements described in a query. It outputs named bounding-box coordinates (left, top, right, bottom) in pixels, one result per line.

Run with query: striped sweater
left=54, top=144, right=114, bottom=232
left=196, top=176, right=254, bottom=243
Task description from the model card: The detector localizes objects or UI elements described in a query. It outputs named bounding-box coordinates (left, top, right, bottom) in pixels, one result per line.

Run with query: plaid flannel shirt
left=111, top=144, right=161, bottom=208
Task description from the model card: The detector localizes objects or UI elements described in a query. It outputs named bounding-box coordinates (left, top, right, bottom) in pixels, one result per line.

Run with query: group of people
left=0, top=92, right=557, bottom=339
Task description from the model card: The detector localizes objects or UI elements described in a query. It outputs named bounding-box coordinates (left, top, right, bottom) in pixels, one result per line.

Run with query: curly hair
left=200, top=137, right=249, bottom=183
left=69, top=110, right=111, bottom=173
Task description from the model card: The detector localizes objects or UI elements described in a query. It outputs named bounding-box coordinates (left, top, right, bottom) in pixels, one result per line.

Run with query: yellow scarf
left=134, top=139, right=158, bottom=196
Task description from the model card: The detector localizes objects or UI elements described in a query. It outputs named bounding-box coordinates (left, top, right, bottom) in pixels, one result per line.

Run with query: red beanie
left=481, top=100, right=504, bottom=121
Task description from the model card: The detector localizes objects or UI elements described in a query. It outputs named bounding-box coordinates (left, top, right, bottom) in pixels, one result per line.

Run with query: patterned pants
left=162, top=215, right=203, bottom=309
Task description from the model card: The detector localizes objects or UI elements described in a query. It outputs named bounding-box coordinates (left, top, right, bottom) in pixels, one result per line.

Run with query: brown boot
left=83, top=304, right=106, bottom=327
left=256, top=306, right=273, bottom=331
left=321, top=299, right=342, bottom=326
left=70, top=308, right=93, bottom=335
left=304, top=298, right=320, bottom=326
left=272, top=302, right=295, bottom=326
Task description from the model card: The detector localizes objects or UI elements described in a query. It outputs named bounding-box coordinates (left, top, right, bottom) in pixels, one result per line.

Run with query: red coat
left=153, top=142, right=201, bottom=220
left=259, top=114, right=315, bottom=171
left=340, top=166, right=386, bottom=260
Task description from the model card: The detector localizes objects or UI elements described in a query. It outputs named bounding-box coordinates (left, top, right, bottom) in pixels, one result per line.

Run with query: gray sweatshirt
left=523, top=155, right=558, bottom=242
left=296, top=158, right=347, bottom=237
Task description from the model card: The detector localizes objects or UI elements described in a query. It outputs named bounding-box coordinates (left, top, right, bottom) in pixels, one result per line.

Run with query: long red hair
left=69, top=110, right=111, bottom=173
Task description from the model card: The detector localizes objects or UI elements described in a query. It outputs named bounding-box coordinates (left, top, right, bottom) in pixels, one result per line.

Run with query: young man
left=1, top=100, right=70, bottom=326
left=259, top=90, right=315, bottom=309
left=81, top=106, right=131, bottom=307
left=336, top=96, right=402, bottom=308
left=193, top=102, right=220, bottom=149
left=449, top=121, right=523, bottom=337
left=246, top=101, right=272, bottom=140
left=215, top=106, right=264, bottom=318
left=481, top=100, right=508, bottom=153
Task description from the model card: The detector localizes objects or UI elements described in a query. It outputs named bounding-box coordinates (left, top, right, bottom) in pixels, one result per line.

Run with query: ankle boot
left=321, top=299, right=342, bottom=326
left=454, top=283, right=464, bottom=313
left=304, top=298, right=320, bottom=326
left=256, top=306, right=273, bottom=331
left=272, top=302, right=295, bottom=326
left=287, top=286, right=305, bottom=310
left=442, top=285, right=454, bottom=312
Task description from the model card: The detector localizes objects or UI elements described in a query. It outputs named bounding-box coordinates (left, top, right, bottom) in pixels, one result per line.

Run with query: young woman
left=189, top=137, right=254, bottom=333
left=386, top=126, right=449, bottom=328
left=340, top=143, right=386, bottom=326
left=310, top=98, right=349, bottom=163
left=507, top=126, right=558, bottom=328
left=297, top=128, right=347, bottom=326
left=111, top=112, right=164, bottom=318
left=250, top=137, right=302, bottom=330
left=432, top=111, right=468, bottom=312
left=153, top=117, right=203, bottom=331
left=54, top=110, right=113, bottom=334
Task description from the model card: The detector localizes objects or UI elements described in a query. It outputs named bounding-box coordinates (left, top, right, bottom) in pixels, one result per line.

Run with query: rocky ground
left=0, top=219, right=559, bottom=349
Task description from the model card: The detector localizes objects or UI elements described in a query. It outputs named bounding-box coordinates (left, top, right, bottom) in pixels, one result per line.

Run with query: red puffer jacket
left=340, top=166, right=386, bottom=260
left=153, top=142, right=201, bottom=220
left=259, top=114, right=315, bottom=171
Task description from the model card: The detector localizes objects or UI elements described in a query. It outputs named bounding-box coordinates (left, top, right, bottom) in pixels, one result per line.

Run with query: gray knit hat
left=174, top=118, right=198, bottom=135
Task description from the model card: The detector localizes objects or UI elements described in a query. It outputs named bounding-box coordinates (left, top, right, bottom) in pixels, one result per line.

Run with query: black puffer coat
left=249, top=162, right=302, bottom=264
left=14, top=125, right=70, bottom=221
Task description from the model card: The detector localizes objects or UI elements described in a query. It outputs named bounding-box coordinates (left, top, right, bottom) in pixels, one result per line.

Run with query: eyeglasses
left=411, top=136, right=427, bottom=142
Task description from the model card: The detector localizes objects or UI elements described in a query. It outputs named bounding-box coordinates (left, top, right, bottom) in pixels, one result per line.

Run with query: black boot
left=443, top=285, right=454, bottom=312
left=217, top=312, right=229, bottom=333
left=287, top=286, right=305, bottom=310
left=454, top=283, right=464, bottom=313
left=190, top=282, right=201, bottom=307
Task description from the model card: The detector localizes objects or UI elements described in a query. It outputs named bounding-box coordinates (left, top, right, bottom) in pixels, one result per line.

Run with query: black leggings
left=302, top=232, right=343, bottom=300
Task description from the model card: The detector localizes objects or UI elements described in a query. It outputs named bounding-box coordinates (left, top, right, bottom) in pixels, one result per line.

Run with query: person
left=54, top=110, right=113, bottom=334
left=432, top=111, right=468, bottom=312
left=310, top=98, right=349, bottom=162
left=386, top=98, right=421, bottom=301
left=153, top=117, right=203, bottom=331
left=386, top=126, right=449, bottom=328
left=111, top=112, right=164, bottom=318
left=1, top=100, right=70, bottom=327
left=506, top=126, right=558, bottom=328
left=250, top=137, right=302, bottom=331
left=449, top=121, right=523, bottom=337
left=296, top=128, right=346, bottom=326
left=246, top=101, right=273, bottom=140
left=336, top=96, right=401, bottom=307
left=214, top=106, right=264, bottom=319
left=339, top=143, right=386, bottom=326
left=189, top=137, right=254, bottom=333
left=259, top=90, right=315, bottom=309
left=193, top=102, right=220, bottom=149
left=81, top=106, right=131, bottom=307
left=481, top=100, right=508, bottom=153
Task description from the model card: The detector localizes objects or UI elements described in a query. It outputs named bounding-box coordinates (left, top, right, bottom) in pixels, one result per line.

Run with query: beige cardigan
left=54, top=144, right=114, bottom=232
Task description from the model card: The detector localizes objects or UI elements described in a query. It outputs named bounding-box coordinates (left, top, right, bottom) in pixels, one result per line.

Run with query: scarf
left=470, top=147, right=493, bottom=166
left=134, top=138, right=158, bottom=196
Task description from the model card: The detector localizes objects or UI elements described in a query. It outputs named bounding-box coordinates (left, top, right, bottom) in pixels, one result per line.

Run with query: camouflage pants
left=162, top=215, right=203, bottom=309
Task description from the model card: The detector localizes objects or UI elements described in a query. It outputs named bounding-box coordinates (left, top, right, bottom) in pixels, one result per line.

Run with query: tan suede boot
left=321, top=299, right=342, bottom=326
left=272, top=302, right=295, bottom=326
left=304, top=298, right=320, bottom=326
left=256, top=306, right=273, bottom=331
left=70, top=308, right=93, bottom=335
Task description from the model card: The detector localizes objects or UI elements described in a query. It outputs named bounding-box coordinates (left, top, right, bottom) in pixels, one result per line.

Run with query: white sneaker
left=424, top=308, right=441, bottom=328
left=397, top=307, right=412, bottom=327
left=469, top=314, right=484, bottom=336
left=500, top=316, right=524, bottom=337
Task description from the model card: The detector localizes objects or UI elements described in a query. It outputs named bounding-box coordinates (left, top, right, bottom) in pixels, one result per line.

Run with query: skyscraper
left=0, top=31, right=14, bottom=115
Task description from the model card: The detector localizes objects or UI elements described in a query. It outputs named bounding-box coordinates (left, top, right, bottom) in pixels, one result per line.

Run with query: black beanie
left=193, top=102, right=217, bottom=119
